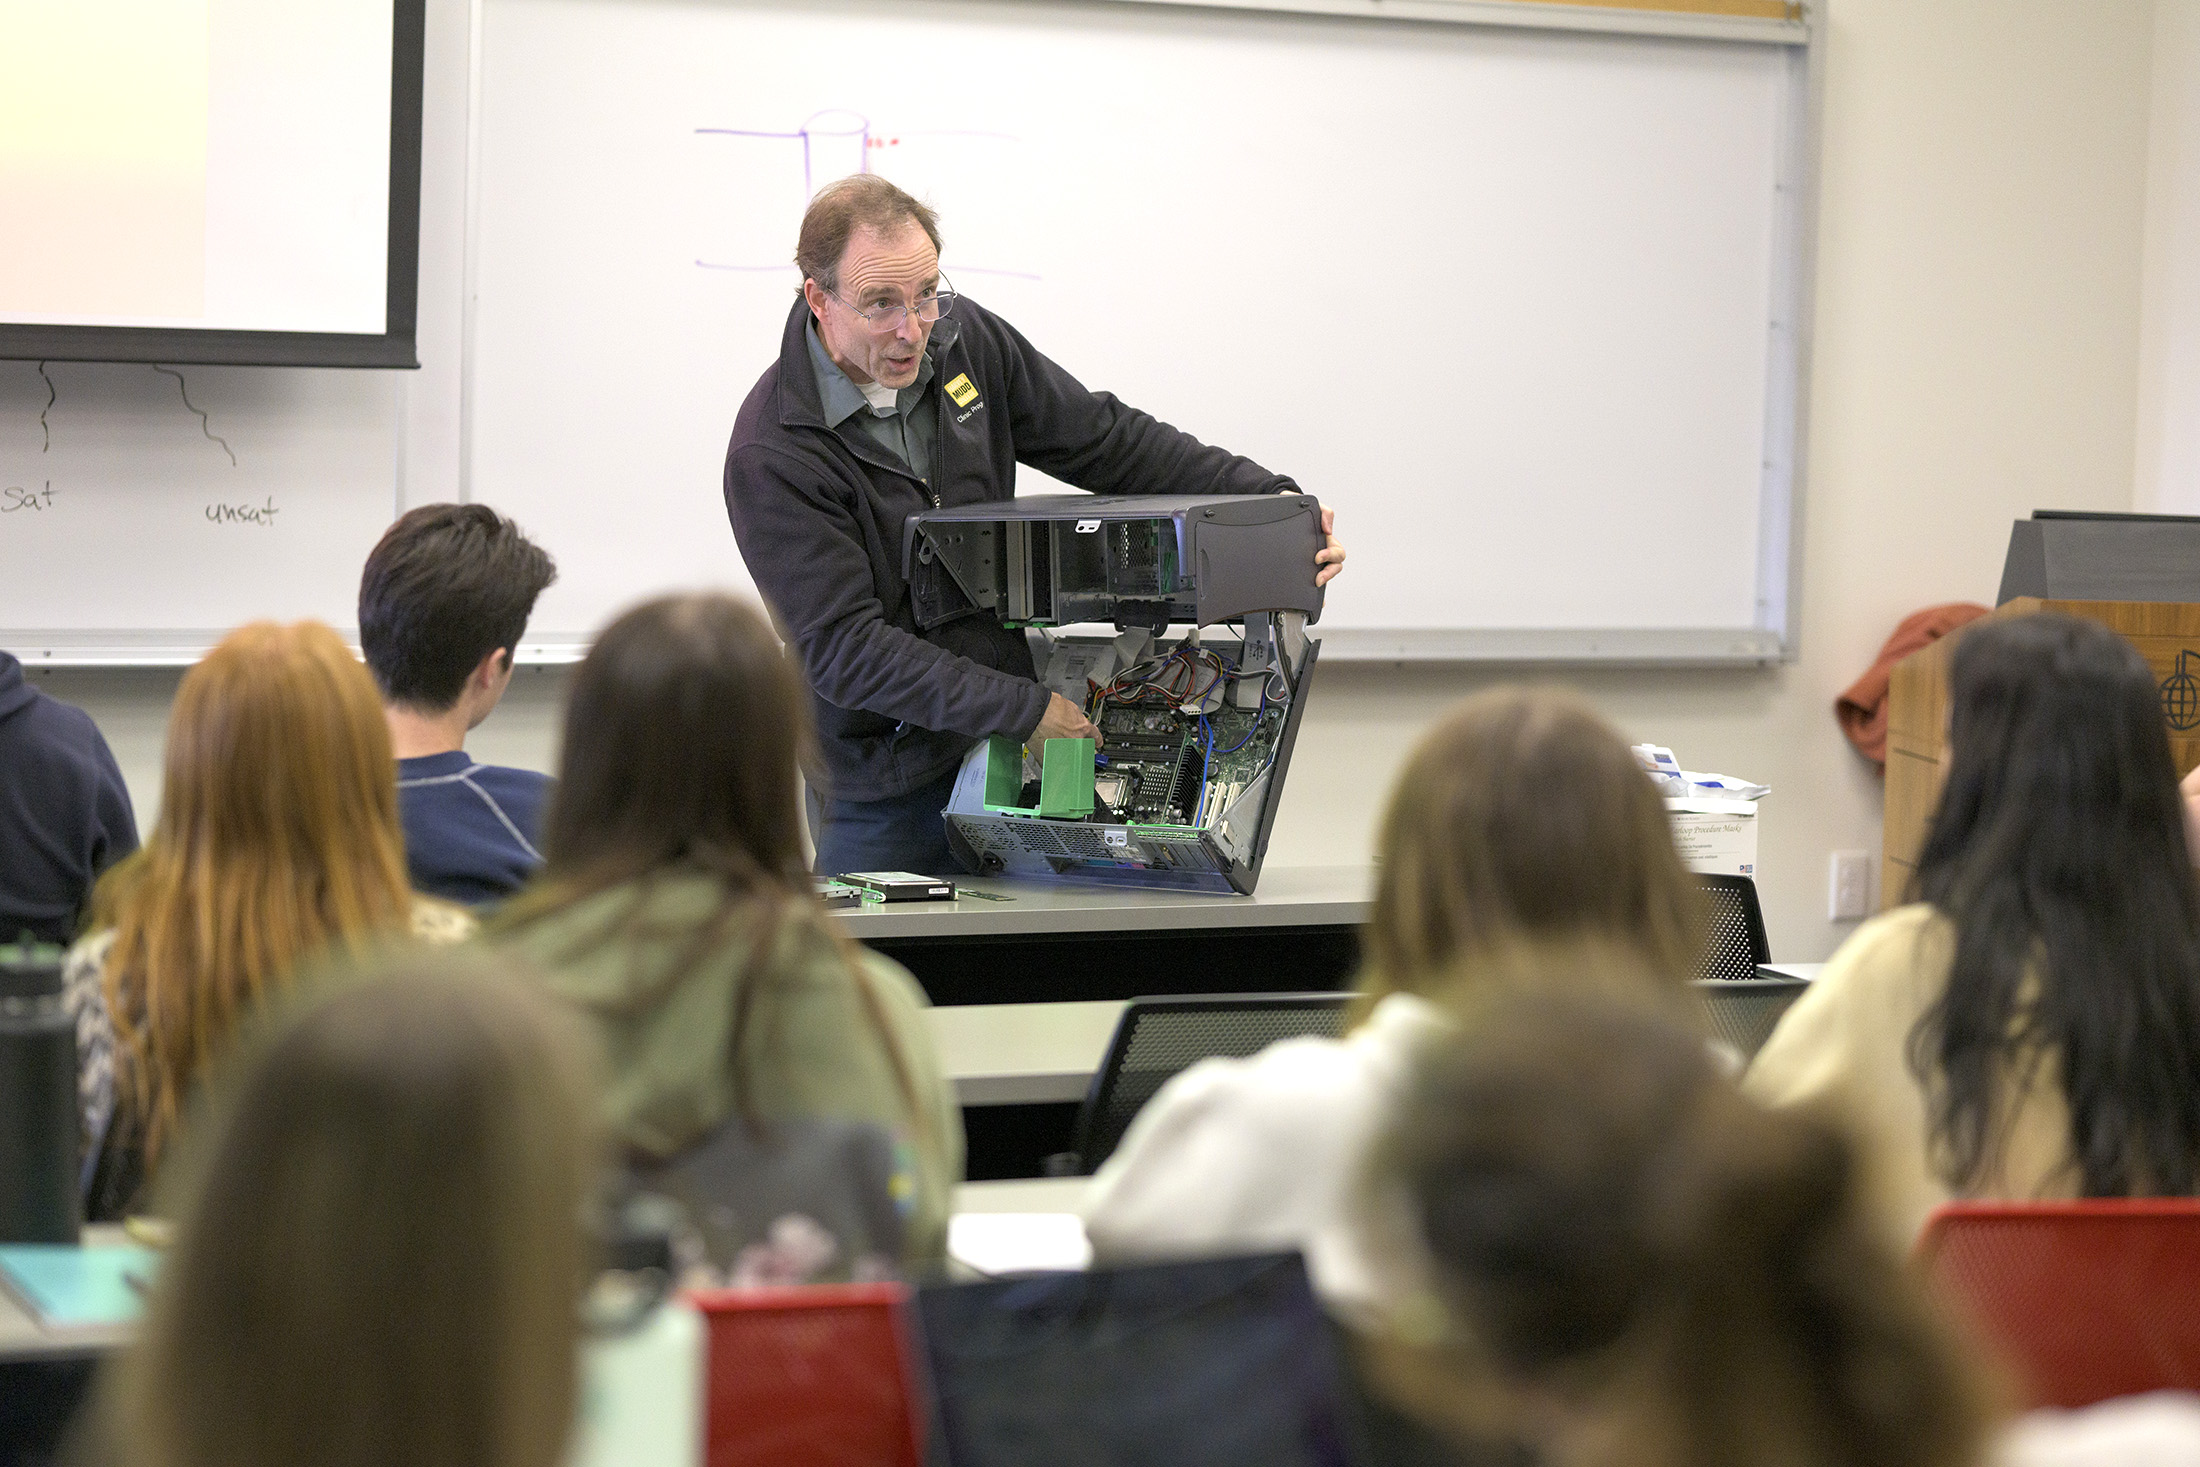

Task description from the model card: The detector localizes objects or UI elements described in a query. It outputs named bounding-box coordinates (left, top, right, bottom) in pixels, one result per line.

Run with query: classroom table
left=0, top=1193, right=1096, bottom=1366
left=924, top=967, right=1826, bottom=1112
left=948, top=1178, right=1096, bottom=1275
left=923, top=1001, right=1117, bottom=1177
left=837, top=864, right=1372, bottom=1007
left=926, top=1001, right=1127, bottom=1106
left=953, top=1177, right=1094, bottom=1214
left=866, top=865, right=1370, bottom=1176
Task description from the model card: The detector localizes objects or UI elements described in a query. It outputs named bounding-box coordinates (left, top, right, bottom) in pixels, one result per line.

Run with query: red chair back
left=1916, top=1199, right=2200, bottom=1408
left=685, top=1282, right=923, bottom=1467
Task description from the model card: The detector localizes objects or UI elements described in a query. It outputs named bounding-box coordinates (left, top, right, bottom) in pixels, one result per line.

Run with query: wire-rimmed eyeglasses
left=830, top=275, right=957, bottom=333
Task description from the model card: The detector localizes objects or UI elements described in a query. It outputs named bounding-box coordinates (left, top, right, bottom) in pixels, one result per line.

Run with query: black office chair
left=1696, top=975, right=1810, bottom=1062
left=1062, top=993, right=1354, bottom=1176
left=1694, top=872, right=1770, bottom=981
left=1690, top=874, right=1806, bottom=1063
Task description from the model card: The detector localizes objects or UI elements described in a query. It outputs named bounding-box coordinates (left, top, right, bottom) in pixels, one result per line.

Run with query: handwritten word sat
left=2, top=484, right=57, bottom=513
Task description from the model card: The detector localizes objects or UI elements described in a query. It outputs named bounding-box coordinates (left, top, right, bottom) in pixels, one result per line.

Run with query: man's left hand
left=1315, top=506, right=1346, bottom=587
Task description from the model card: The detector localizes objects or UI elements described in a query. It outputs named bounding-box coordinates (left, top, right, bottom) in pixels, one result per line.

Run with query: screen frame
left=0, top=0, right=424, bottom=370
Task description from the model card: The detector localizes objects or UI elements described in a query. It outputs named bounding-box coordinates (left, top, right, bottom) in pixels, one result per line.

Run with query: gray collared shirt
left=807, top=318, right=938, bottom=490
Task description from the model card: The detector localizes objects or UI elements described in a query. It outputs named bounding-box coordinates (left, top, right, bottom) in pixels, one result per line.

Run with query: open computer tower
left=903, top=493, right=1324, bottom=895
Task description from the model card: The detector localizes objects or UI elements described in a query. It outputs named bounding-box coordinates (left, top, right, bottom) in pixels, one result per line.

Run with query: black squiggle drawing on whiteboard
left=693, top=108, right=1039, bottom=282
left=36, top=362, right=54, bottom=453
left=152, top=365, right=237, bottom=466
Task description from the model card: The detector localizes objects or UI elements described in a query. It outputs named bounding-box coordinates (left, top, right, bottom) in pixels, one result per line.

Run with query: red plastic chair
left=685, top=1282, right=923, bottom=1467
left=1915, top=1199, right=2200, bottom=1408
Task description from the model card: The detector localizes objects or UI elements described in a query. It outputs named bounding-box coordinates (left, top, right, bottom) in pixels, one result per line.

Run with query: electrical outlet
left=1829, top=850, right=1871, bottom=921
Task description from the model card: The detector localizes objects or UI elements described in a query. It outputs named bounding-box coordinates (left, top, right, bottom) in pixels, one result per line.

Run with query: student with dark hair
left=1371, top=987, right=1994, bottom=1467
left=491, top=593, right=961, bottom=1284
left=1749, top=612, right=2200, bottom=1243
left=358, top=503, right=559, bottom=906
left=0, top=647, right=137, bottom=944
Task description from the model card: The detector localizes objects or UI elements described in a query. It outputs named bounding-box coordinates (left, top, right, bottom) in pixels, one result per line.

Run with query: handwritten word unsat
left=206, top=497, right=280, bottom=527
left=2, top=483, right=57, bottom=513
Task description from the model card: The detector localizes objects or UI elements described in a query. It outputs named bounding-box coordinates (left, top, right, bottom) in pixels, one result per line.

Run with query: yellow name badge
left=944, top=373, right=980, bottom=408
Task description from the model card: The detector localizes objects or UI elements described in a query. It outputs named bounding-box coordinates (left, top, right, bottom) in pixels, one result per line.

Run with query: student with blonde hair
left=63, top=620, right=472, bottom=1219
left=104, top=956, right=598, bottom=1467
left=1082, top=685, right=1703, bottom=1313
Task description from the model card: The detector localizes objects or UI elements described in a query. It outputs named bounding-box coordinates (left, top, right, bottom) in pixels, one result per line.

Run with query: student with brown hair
left=1372, top=986, right=1994, bottom=1467
left=1748, top=613, right=2200, bottom=1244
left=105, top=956, right=598, bottom=1467
left=492, top=592, right=961, bottom=1284
left=1081, top=686, right=1703, bottom=1313
left=63, top=620, right=473, bottom=1219
left=1356, top=687, right=1703, bottom=996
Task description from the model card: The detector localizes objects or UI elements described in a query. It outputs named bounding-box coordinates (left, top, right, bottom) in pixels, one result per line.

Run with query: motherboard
left=1086, top=658, right=1289, bottom=830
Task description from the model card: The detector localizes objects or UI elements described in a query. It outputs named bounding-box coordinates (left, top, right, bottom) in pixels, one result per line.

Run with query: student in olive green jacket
left=493, top=594, right=961, bottom=1284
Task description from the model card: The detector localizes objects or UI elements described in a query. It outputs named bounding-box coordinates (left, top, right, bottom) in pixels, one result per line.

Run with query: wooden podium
left=1884, top=599, right=2200, bottom=906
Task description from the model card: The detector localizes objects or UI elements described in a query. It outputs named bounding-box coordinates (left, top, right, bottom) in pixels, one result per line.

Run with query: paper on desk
left=0, top=1244, right=155, bottom=1328
left=947, top=1213, right=1092, bottom=1275
left=1632, top=745, right=1769, bottom=801
left=1681, top=773, right=1770, bottom=800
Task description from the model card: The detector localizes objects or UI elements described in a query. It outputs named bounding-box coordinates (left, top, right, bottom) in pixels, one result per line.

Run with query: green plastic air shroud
left=978, top=734, right=1097, bottom=819
left=1038, top=737, right=1096, bottom=819
left=982, top=735, right=1025, bottom=811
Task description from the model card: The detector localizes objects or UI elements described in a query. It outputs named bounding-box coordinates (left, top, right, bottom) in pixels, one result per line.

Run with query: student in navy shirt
left=0, top=649, right=138, bottom=943
left=358, top=504, right=558, bottom=907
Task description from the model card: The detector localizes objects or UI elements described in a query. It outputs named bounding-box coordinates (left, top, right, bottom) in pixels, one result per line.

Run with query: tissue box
left=1666, top=797, right=1758, bottom=878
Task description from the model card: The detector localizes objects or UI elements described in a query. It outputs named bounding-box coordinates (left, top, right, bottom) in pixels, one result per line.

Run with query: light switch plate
left=1829, top=850, right=1872, bottom=921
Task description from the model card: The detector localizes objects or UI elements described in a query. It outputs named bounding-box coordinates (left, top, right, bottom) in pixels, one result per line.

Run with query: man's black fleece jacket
left=724, top=296, right=1295, bottom=803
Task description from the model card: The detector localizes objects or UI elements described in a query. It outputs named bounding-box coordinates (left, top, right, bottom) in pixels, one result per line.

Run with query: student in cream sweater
left=1082, top=686, right=1709, bottom=1318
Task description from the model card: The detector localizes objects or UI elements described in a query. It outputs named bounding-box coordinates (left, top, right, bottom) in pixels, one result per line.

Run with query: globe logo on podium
left=2166, top=651, right=2200, bottom=733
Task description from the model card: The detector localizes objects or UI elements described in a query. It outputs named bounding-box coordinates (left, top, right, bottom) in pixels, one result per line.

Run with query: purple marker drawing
left=695, top=109, right=874, bottom=197
left=694, top=110, right=1039, bottom=281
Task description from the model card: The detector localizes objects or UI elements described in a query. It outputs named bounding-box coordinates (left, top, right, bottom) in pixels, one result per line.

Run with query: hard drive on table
left=905, top=493, right=1324, bottom=897
left=839, top=871, right=958, bottom=902
left=813, top=878, right=871, bottom=910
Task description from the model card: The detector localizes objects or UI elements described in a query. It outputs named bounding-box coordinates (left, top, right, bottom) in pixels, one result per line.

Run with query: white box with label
left=1666, top=797, right=1759, bottom=878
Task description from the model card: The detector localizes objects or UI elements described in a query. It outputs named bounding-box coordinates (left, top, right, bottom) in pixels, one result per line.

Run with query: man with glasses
left=725, top=174, right=1343, bottom=877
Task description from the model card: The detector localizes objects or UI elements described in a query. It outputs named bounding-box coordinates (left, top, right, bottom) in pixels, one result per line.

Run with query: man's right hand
left=1032, top=692, right=1102, bottom=748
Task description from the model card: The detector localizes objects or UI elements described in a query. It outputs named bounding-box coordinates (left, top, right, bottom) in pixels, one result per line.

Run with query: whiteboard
left=0, top=0, right=1813, bottom=665
left=470, top=0, right=1813, bottom=662
left=0, top=360, right=397, bottom=660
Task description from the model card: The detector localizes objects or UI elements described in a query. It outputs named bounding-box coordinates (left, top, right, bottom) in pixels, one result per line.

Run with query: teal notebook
left=0, top=1244, right=156, bottom=1328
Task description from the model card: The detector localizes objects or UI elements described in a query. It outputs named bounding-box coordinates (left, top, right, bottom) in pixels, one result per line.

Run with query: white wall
left=2139, top=0, right=2200, bottom=514
left=22, top=0, right=2161, bottom=962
